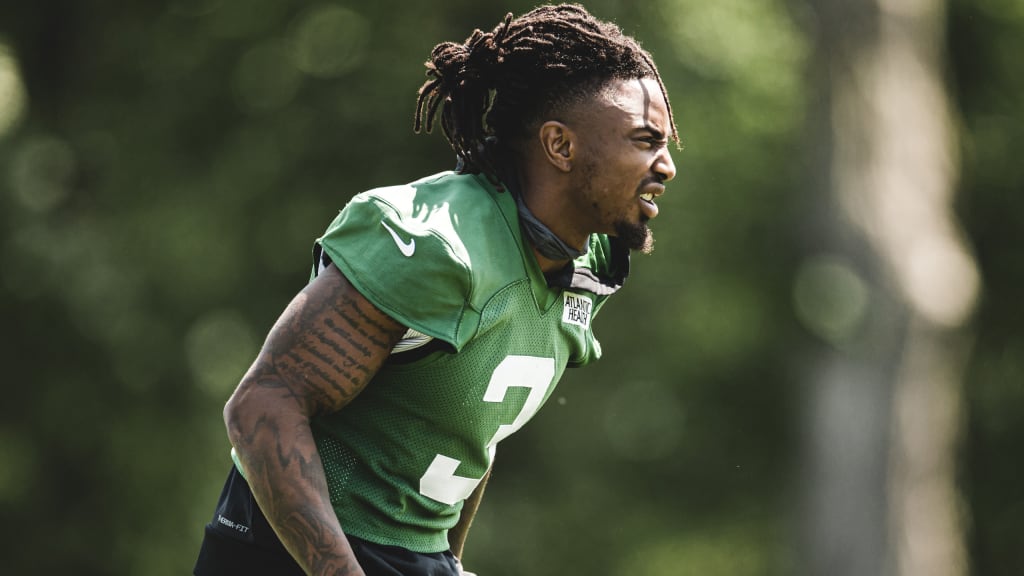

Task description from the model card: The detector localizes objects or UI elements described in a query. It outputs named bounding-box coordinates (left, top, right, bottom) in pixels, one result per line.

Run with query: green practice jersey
left=308, top=171, right=629, bottom=553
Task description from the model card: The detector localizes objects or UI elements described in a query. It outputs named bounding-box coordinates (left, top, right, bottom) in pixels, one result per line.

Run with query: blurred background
left=0, top=0, right=1020, bottom=574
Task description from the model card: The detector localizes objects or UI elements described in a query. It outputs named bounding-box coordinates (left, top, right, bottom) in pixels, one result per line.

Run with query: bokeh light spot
left=200, top=0, right=288, bottom=39
left=233, top=39, right=302, bottom=112
left=291, top=4, right=369, bottom=79
left=0, top=42, right=27, bottom=139
left=793, top=254, right=870, bottom=345
left=185, top=309, right=258, bottom=398
left=619, top=526, right=771, bottom=576
left=8, top=135, right=77, bottom=213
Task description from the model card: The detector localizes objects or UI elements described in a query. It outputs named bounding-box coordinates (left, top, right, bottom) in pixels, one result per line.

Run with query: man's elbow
left=223, top=379, right=259, bottom=448
left=223, top=373, right=308, bottom=449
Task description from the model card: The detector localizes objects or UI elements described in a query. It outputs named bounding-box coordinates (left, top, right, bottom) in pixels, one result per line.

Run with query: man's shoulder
left=353, top=171, right=518, bottom=261
left=316, top=172, right=525, bottom=351
left=357, top=171, right=501, bottom=218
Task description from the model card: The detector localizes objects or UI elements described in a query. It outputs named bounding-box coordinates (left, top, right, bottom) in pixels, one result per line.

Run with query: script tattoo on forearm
left=231, top=268, right=406, bottom=575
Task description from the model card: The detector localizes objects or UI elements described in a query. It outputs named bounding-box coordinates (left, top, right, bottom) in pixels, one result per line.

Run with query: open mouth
left=639, top=192, right=659, bottom=219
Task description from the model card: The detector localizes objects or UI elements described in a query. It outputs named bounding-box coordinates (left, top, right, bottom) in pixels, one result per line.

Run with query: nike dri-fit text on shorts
left=194, top=466, right=460, bottom=576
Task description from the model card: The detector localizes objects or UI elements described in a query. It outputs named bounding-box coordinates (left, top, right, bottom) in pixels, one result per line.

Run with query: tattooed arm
left=224, top=264, right=407, bottom=576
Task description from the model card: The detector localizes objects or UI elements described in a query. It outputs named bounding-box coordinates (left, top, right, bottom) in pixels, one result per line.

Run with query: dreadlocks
left=414, top=3, right=678, bottom=182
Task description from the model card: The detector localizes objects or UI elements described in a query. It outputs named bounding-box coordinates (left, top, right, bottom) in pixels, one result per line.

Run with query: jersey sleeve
left=315, top=188, right=481, bottom=352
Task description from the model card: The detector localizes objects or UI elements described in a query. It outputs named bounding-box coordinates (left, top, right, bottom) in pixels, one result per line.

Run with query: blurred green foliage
left=949, top=0, right=1024, bottom=573
left=0, top=1, right=1019, bottom=575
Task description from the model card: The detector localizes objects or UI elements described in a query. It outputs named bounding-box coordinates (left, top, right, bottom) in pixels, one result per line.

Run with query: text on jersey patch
left=562, top=292, right=592, bottom=329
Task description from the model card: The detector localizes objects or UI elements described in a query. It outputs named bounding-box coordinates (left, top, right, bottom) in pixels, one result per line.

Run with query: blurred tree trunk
left=800, top=0, right=978, bottom=575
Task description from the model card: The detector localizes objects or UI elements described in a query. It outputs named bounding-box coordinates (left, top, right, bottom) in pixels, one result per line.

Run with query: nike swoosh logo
left=381, top=220, right=416, bottom=257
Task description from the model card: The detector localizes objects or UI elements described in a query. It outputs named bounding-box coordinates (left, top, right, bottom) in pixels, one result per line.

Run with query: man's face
left=569, top=77, right=676, bottom=253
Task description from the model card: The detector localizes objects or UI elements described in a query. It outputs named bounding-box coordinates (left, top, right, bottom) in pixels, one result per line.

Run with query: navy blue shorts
left=194, top=466, right=460, bottom=576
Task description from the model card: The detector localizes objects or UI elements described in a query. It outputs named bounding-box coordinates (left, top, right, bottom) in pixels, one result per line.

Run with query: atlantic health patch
left=562, top=291, right=593, bottom=329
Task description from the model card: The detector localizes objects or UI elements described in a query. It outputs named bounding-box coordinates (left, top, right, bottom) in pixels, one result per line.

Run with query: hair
left=413, top=3, right=678, bottom=181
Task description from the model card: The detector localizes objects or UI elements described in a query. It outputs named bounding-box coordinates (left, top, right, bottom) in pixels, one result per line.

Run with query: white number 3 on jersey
left=418, top=355, right=555, bottom=505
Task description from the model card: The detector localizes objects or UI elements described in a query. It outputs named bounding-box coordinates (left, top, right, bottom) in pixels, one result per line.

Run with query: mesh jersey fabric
left=305, top=171, right=623, bottom=553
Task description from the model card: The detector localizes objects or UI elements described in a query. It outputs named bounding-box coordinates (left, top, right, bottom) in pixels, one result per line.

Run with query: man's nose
left=655, top=147, right=676, bottom=183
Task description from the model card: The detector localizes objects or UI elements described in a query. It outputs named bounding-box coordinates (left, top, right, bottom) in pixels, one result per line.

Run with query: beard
left=614, top=218, right=654, bottom=254
left=576, top=158, right=656, bottom=254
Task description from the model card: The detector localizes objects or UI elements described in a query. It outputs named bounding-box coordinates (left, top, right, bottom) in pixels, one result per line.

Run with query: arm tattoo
left=261, top=272, right=405, bottom=415
left=228, top=266, right=406, bottom=575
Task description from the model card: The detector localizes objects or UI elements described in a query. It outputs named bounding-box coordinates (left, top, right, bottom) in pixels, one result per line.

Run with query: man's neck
left=516, top=174, right=590, bottom=259
left=531, top=245, right=572, bottom=274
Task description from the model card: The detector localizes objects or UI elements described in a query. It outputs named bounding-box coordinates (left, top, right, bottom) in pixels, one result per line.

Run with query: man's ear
left=538, top=121, right=575, bottom=173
